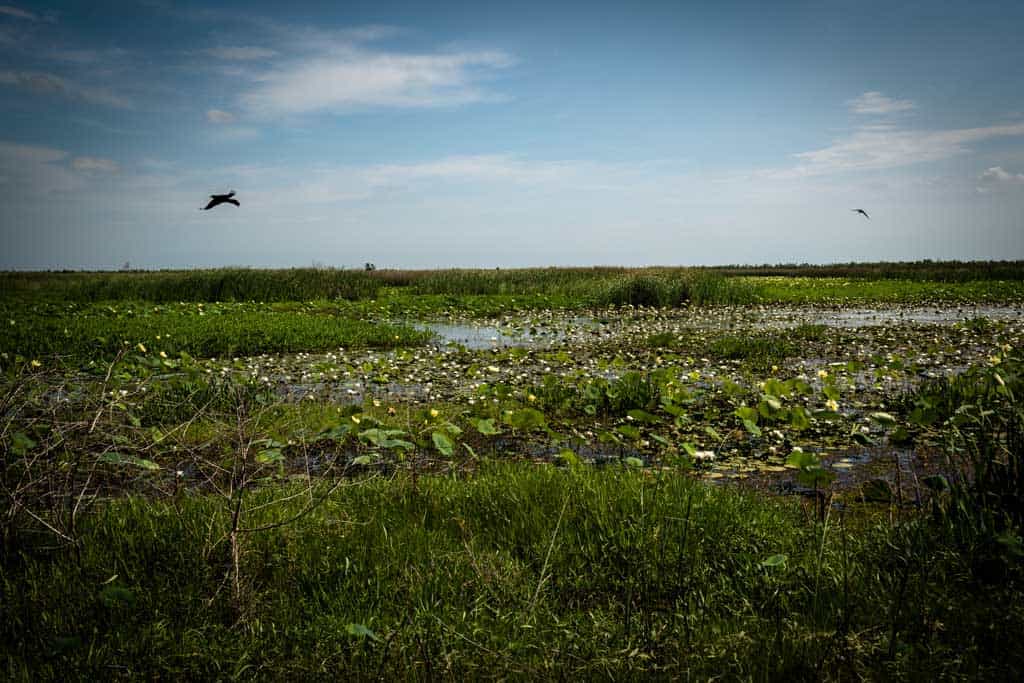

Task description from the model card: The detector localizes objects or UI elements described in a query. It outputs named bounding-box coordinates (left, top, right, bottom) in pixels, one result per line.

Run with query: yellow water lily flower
left=826, top=398, right=839, bottom=412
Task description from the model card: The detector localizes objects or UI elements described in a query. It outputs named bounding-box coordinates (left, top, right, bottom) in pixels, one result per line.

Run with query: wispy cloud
left=206, top=108, right=236, bottom=123
left=775, top=122, right=1024, bottom=177
left=72, top=156, right=119, bottom=172
left=0, top=141, right=82, bottom=194
left=46, top=47, right=129, bottom=64
left=241, top=49, right=514, bottom=117
left=847, top=91, right=915, bottom=115
left=0, top=5, right=37, bottom=21
left=977, top=166, right=1024, bottom=192
left=0, top=69, right=132, bottom=108
left=364, top=154, right=573, bottom=186
left=0, top=141, right=65, bottom=164
left=205, top=46, right=277, bottom=61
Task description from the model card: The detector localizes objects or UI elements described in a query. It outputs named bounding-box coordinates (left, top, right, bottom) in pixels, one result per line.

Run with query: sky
left=1, top=0, right=1023, bottom=270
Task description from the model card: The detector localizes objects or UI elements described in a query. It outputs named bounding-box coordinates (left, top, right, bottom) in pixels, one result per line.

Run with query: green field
left=3, top=263, right=1024, bottom=679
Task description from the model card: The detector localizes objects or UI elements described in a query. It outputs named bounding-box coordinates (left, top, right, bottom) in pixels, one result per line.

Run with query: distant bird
left=851, top=208, right=870, bottom=219
left=201, top=191, right=240, bottom=210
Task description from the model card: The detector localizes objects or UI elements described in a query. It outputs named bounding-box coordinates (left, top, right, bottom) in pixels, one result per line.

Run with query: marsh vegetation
left=2, top=263, right=1024, bottom=679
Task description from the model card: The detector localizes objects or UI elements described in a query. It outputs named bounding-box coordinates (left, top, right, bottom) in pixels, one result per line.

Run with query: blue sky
left=1, top=0, right=1023, bottom=269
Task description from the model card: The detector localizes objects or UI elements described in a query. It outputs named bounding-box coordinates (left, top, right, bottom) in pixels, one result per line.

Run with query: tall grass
left=3, top=463, right=1022, bottom=678
left=589, top=271, right=757, bottom=306
left=712, top=259, right=1024, bottom=282
left=0, top=268, right=380, bottom=303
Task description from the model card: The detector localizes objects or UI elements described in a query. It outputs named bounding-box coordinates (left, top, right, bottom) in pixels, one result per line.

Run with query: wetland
left=3, top=264, right=1024, bottom=679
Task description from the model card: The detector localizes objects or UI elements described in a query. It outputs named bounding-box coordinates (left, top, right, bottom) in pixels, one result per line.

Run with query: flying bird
left=201, top=191, right=240, bottom=210
left=851, top=208, right=870, bottom=219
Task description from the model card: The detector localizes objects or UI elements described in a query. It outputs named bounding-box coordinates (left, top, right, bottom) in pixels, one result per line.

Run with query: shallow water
left=414, top=316, right=602, bottom=350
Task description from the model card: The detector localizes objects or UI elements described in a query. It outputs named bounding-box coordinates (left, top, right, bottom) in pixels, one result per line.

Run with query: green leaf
left=851, top=431, right=875, bottom=447
left=623, top=456, right=644, bottom=468
left=741, top=419, right=762, bottom=437
left=352, top=454, right=376, bottom=466
left=555, top=449, right=581, bottom=467
left=359, top=428, right=409, bottom=448
left=798, top=467, right=836, bottom=488
left=99, top=452, right=160, bottom=470
left=506, top=408, right=547, bottom=432
left=318, top=424, right=352, bottom=441
left=760, top=554, right=788, bottom=569
left=616, top=424, right=641, bottom=440
left=256, top=448, right=283, bottom=464
left=763, top=378, right=790, bottom=398
left=788, top=407, right=811, bottom=430
left=786, top=450, right=818, bottom=470
left=475, top=418, right=500, bottom=435
left=431, top=431, right=454, bottom=457
left=10, top=431, right=36, bottom=457
left=734, top=406, right=759, bottom=424
left=868, top=412, right=897, bottom=427
left=345, top=623, right=380, bottom=642
left=627, top=409, right=660, bottom=424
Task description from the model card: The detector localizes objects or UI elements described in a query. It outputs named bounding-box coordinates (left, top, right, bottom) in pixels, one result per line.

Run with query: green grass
left=744, top=276, right=1024, bottom=304
left=713, top=259, right=1024, bottom=282
left=0, top=301, right=432, bottom=362
left=3, top=464, right=1022, bottom=679
left=6, top=265, right=1024, bottom=313
left=0, top=268, right=380, bottom=303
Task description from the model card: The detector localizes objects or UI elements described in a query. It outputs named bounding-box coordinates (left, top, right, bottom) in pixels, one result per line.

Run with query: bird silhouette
left=851, top=208, right=870, bottom=219
left=202, top=191, right=240, bottom=210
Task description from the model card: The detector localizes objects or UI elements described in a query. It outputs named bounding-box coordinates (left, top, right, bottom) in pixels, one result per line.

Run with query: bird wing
left=202, top=198, right=218, bottom=210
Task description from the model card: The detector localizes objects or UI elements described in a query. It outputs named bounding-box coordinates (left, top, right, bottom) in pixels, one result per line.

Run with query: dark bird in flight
left=851, top=208, right=870, bottom=219
left=202, top=191, right=240, bottom=210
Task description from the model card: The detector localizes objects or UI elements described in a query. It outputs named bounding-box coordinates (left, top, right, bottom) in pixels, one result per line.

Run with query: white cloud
left=205, top=46, right=277, bottom=61
left=46, top=47, right=129, bottom=64
left=0, top=5, right=37, bottom=21
left=0, top=141, right=65, bottom=164
left=977, top=166, right=1024, bottom=192
left=72, top=156, right=119, bottom=172
left=241, top=49, right=514, bottom=117
left=364, top=155, right=574, bottom=186
left=206, top=108, right=236, bottom=123
left=0, top=69, right=132, bottom=108
left=210, top=126, right=260, bottom=141
left=775, top=122, right=1024, bottom=177
left=847, top=91, right=915, bottom=115
left=0, top=141, right=82, bottom=195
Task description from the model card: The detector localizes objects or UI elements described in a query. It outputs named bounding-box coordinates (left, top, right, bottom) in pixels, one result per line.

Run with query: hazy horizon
left=2, top=1, right=1023, bottom=270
